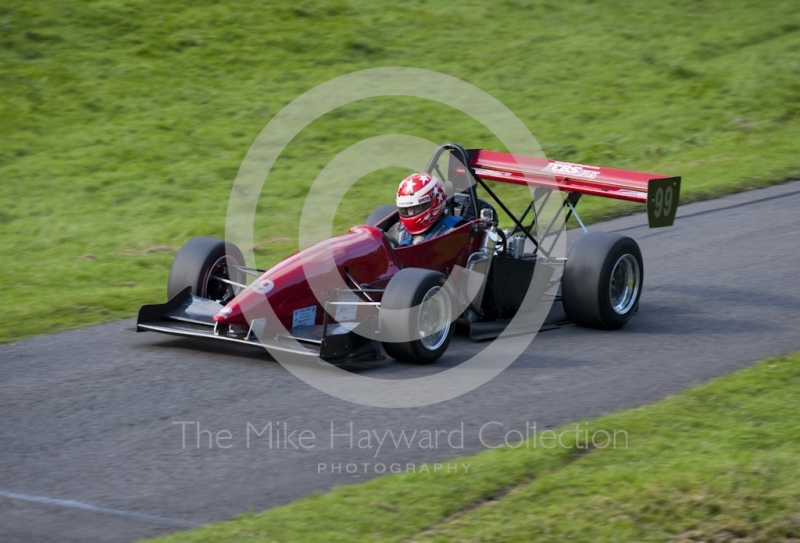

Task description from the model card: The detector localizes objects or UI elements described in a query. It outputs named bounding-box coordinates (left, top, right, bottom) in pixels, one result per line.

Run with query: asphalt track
left=2, top=181, right=800, bottom=542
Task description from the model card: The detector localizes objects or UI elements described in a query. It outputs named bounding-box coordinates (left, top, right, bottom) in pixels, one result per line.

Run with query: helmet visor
left=398, top=201, right=431, bottom=218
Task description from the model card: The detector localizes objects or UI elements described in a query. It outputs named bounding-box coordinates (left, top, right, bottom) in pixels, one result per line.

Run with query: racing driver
left=388, top=172, right=463, bottom=246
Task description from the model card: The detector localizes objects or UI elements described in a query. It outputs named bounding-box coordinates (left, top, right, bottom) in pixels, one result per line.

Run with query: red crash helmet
left=396, top=173, right=447, bottom=235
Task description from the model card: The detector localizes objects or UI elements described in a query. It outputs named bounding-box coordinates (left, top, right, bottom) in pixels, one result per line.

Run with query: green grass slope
left=1, top=0, right=799, bottom=343
left=147, top=352, right=800, bottom=542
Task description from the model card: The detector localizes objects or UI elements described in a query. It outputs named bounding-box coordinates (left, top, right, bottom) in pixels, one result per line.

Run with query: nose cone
left=212, top=301, right=240, bottom=325
left=212, top=278, right=275, bottom=325
left=212, top=226, right=399, bottom=332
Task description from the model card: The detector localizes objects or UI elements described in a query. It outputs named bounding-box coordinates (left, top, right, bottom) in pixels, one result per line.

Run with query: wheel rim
left=203, top=255, right=239, bottom=302
left=418, top=285, right=452, bottom=351
left=609, top=254, right=640, bottom=315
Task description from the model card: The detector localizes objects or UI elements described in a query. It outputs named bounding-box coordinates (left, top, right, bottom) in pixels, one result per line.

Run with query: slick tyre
left=562, top=232, right=643, bottom=330
left=167, top=237, right=245, bottom=303
left=379, top=269, right=455, bottom=364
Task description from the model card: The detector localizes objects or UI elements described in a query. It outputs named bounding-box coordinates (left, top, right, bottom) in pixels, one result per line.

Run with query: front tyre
left=562, top=232, right=643, bottom=330
left=379, top=269, right=455, bottom=364
left=167, top=237, right=245, bottom=303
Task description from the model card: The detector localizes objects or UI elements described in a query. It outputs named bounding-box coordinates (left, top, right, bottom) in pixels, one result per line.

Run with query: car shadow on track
left=140, top=335, right=400, bottom=373
left=141, top=336, right=277, bottom=364
left=134, top=321, right=600, bottom=379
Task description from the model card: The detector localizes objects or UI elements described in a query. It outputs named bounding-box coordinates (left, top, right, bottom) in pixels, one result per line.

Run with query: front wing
left=136, top=288, right=383, bottom=364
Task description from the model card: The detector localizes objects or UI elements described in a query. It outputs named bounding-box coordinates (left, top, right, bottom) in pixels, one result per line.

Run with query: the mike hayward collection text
left=173, top=421, right=628, bottom=454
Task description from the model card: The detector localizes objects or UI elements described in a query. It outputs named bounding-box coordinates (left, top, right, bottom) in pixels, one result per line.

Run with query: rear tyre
left=562, top=232, right=643, bottom=330
left=379, top=269, right=455, bottom=364
left=364, top=205, right=398, bottom=230
left=167, top=237, right=245, bottom=303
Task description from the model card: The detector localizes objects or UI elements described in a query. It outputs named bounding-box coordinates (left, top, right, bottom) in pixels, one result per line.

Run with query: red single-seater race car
left=137, top=143, right=680, bottom=364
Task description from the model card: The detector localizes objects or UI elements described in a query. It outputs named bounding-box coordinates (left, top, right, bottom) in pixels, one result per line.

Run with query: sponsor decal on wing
left=473, top=168, right=511, bottom=177
left=545, top=162, right=601, bottom=180
left=618, top=189, right=647, bottom=198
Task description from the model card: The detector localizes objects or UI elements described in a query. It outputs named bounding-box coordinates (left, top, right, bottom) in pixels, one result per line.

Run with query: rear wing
left=452, top=149, right=681, bottom=228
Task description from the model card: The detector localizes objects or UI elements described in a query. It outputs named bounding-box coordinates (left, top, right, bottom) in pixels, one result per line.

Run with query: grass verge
left=146, top=351, right=800, bottom=542
left=2, top=0, right=800, bottom=343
